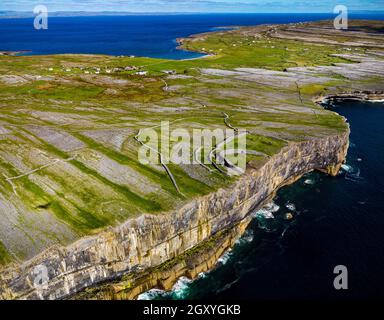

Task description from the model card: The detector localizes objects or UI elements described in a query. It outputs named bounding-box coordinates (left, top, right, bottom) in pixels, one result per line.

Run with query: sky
left=0, top=0, right=383, bottom=13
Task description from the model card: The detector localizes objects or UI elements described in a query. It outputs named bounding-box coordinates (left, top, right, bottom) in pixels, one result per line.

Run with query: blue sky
left=1, top=0, right=383, bottom=13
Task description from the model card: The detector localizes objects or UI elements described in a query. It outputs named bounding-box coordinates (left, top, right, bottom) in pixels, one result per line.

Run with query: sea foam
left=341, top=164, right=353, bottom=173
left=285, top=202, right=296, bottom=211
left=217, top=250, right=232, bottom=265
left=252, top=201, right=280, bottom=219
left=172, top=277, right=193, bottom=299
left=137, top=288, right=165, bottom=300
left=304, top=179, right=315, bottom=185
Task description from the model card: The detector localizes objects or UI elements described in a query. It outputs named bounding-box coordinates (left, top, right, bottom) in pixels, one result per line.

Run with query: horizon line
left=2, top=10, right=384, bottom=13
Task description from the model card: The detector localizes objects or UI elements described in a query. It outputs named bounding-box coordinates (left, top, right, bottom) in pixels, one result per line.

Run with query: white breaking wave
left=137, top=276, right=196, bottom=300
left=172, top=276, right=193, bottom=299
left=281, top=225, right=290, bottom=238
left=236, top=230, right=254, bottom=245
left=285, top=202, right=296, bottom=211
left=137, top=288, right=166, bottom=300
left=253, top=208, right=275, bottom=219
left=341, top=164, right=353, bottom=173
left=304, top=179, right=315, bottom=185
left=252, top=201, right=280, bottom=220
left=264, top=202, right=280, bottom=213
left=217, top=250, right=232, bottom=265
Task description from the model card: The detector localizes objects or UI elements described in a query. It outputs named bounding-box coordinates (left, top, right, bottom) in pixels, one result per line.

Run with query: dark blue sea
left=1, top=13, right=384, bottom=300
left=0, top=13, right=383, bottom=58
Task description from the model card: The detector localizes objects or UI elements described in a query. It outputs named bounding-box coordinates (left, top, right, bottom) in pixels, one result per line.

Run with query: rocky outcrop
left=0, top=129, right=349, bottom=300
left=316, top=91, right=384, bottom=104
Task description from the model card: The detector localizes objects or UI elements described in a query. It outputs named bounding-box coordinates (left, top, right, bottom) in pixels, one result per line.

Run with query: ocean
left=1, top=13, right=384, bottom=300
left=0, top=13, right=383, bottom=58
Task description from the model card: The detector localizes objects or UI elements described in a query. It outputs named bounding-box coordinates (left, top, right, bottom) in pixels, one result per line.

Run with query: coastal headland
left=0, top=20, right=383, bottom=299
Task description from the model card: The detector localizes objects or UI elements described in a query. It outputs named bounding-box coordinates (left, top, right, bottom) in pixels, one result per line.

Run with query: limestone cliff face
left=0, top=130, right=349, bottom=300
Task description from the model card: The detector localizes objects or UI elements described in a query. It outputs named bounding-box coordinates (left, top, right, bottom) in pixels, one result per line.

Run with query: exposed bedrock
left=316, top=91, right=384, bottom=103
left=0, top=129, right=349, bottom=300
